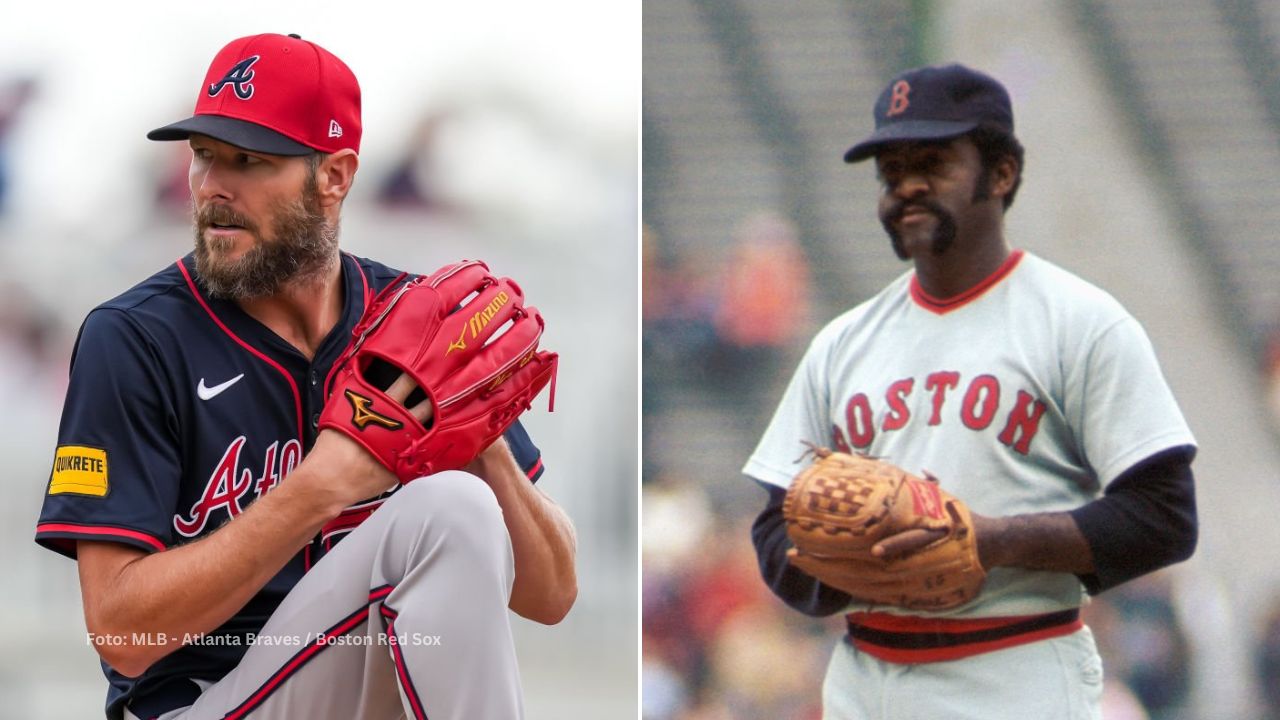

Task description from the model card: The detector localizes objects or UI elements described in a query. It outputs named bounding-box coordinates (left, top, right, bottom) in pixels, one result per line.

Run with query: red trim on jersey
left=176, top=258, right=304, bottom=442
left=849, top=610, right=1063, bottom=633
left=845, top=609, right=1082, bottom=663
left=224, top=585, right=396, bottom=719
left=525, top=456, right=543, bottom=481
left=322, top=257, right=376, bottom=399
left=909, top=249, right=1025, bottom=315
left=380, top=602, right=429, bottom=720
left=320, top=499, right=387, bottom=549
left=35, top=523, right=166, bottom=553
left=345, top=251, right=371, bottom=307
left=369, top=584, right=394, bottom=603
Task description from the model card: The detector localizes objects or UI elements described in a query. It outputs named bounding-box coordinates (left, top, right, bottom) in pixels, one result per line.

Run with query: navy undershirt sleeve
left=750, top=482, right=853, bottom=617
left=1070, top=445, right=1197, bottom=594
left=752, top=444, right=1197, bottom=609
left=502, top=420, right=544, bottom=483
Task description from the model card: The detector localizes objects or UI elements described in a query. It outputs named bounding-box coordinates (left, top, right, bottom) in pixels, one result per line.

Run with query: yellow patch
left=49, top=445, right=109, bottom=497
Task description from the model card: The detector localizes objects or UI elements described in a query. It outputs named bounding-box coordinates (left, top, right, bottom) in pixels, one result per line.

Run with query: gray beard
left=193, top=190, right=337, bottom=300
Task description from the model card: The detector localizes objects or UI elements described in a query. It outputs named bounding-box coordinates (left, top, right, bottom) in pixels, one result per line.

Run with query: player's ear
left=989, top=154, right=1018, bottom=201
left=314, top=149, right=359, bottom=207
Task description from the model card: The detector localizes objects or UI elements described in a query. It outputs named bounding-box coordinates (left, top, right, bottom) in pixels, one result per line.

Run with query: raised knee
left=395, top=471, right=505, bottom=536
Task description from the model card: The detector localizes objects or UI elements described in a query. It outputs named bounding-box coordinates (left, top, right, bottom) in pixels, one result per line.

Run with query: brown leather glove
left=782, top=447, right=985, bottom=611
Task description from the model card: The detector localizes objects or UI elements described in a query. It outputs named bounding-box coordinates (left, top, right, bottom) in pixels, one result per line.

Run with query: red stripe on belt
left=845, top=609, right=1083, bottom=664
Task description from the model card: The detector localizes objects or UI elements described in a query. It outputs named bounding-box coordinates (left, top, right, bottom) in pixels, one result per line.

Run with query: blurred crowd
left=643, top=213, right=809, bottom=422
left=644, top=486, right=829, bottom=720
left=643, top=216, right=824, bottom=720
left=641, top=218, right=1280, bottom=720
left=0, top=77, right=68, bottom=424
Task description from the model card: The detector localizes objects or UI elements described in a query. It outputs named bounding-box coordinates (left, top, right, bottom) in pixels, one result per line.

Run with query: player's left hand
left=317, top=260, right=558, bottom=484
left=783, top=448, right=988, bottom=610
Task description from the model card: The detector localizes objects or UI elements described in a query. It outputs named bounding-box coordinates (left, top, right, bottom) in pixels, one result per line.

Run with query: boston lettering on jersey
left=175, top=436, right=303, bottom=537
left=832, top=371, right=1047, bottom=455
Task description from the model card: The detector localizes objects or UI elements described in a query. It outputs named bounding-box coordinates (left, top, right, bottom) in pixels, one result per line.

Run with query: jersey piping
left=379, top=599, right=428, bottom=720
left=176, top=257, right=308, bottom=441
left=33, top=522, right=167, bottom=554
left=909, top=249, right=1025, bottom=314
left=347, top=251, right=371, bottom=307
left=220, top=584, right=396, bottom=719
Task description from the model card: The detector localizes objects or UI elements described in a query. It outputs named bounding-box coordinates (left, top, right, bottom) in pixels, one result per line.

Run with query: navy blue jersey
left=35, top=252, right=544, bottom=719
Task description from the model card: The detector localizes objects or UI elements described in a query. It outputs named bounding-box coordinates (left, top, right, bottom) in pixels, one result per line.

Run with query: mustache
left=195, top=204, right=257, bottom=233
left=880, top=197, right=950, bottom=225
left=880, top=196, right=957, bottom=260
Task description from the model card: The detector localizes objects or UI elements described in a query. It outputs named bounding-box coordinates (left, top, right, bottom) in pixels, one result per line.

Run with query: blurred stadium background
left=643, top=1, right=1280, bottom=719
left=0, top=2, right=637, bottom=718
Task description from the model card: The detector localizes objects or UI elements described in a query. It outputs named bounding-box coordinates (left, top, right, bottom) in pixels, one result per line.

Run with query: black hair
left=967, top=124, right=1024, bottom=210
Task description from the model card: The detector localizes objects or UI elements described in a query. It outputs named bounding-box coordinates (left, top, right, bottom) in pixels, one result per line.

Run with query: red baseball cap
left=148, top=33, right=361, bottom=156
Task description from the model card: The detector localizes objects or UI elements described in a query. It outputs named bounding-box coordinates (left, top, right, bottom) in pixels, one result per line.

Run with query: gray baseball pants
left=127, top=472, right=522, bottom=720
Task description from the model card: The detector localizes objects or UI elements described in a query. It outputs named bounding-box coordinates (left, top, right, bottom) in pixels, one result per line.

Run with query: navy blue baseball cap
left=843, top=63, right=1014, bottom=163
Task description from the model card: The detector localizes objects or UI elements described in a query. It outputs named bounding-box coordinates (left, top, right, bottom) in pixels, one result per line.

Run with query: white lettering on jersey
left=174, top=436, right=303, bottom=536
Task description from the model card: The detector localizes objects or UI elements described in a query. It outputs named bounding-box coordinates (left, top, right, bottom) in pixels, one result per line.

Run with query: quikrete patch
left=48, top=445, right=109, bottom=497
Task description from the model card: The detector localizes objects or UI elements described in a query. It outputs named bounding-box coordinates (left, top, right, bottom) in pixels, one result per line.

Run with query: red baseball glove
left=318, top=260, right=557, bottom=484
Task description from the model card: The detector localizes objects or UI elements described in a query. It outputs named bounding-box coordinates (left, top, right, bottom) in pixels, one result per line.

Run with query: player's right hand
left=871, top=527, right=949, bottom=560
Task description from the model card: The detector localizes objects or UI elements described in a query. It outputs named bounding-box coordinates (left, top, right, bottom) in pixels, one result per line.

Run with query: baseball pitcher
left=35, top=33, right=576, bottom=720
left=746, top=64, right=1196, bottom=719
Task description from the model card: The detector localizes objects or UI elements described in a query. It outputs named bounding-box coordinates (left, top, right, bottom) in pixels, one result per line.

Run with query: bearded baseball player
left=34, top=33, right=576, bottom=720
left=745, top=64, right=1197, bottom=719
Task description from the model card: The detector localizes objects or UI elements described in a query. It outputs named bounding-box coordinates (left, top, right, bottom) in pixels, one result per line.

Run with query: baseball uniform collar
left=909, top=249, right=1025, bottom=315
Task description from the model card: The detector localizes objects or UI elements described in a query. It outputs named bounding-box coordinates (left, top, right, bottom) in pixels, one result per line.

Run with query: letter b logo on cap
left=886, top=80, right=911, bottom=117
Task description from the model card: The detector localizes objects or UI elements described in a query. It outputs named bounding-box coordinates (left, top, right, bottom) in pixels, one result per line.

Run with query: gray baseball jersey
left=744, top=250, right=1195, bottom=619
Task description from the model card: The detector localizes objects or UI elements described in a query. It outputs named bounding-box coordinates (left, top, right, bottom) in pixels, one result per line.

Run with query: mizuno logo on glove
left=345, top=389, right=404, bottom=431
left=446, top=290, right=510, bottom=355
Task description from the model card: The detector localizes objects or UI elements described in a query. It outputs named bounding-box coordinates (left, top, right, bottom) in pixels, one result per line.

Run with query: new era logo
left=328, top=120, right=343, bottom=138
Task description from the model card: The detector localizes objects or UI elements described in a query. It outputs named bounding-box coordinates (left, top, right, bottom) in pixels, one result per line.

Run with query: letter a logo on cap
left=209, top=56, right=260, bottom=100
left=886, top=80, right=911, bottom=117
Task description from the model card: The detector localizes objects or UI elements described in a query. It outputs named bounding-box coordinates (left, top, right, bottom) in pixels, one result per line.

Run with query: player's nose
left=191, top=162, right=233, bottom=204
left=891, top=171, right=930, bottom=199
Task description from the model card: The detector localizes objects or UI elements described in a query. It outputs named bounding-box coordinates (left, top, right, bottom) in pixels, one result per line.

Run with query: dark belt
left=124, top=678, right=204, bottom=720
left=845, top=608, right=1082, bottom=664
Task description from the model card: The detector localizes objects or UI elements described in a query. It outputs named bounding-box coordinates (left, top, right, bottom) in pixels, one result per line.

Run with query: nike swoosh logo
left=197, top=374, right=245, bottom=401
